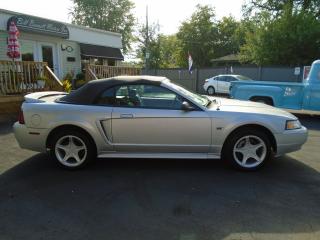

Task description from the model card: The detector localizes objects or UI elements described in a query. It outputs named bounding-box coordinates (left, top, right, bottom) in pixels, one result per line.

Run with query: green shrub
left=76, top=72, right=85, bottom=81
left=63, top=72, right=74, bottom=81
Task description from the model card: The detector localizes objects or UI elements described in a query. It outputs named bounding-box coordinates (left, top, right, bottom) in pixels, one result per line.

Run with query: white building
left=0, top=8, right=124, bottom=79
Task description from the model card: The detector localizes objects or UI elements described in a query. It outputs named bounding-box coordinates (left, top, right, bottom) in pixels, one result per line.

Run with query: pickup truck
left=230, top=60, right=320, bottom=111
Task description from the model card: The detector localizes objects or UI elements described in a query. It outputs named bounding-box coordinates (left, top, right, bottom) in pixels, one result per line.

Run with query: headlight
left=286, top=120, right=301, bottom=130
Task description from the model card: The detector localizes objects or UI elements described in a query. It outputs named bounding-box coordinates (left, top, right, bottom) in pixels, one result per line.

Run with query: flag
left=188, top=52, right=193, bottom=74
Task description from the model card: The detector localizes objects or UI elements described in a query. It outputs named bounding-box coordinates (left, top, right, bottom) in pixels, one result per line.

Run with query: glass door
left=38, top=42, right=59, bottom=76
left=42, top=45, right=54, bottom=69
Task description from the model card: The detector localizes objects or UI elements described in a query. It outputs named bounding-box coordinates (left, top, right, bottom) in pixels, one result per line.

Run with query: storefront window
left=21, top=53, right=34, bottom=61
left=108, top=59, right=116, bottom=66
left=20, top=40, right=34, bottom=61
left=93, top=58, right=103, bottom=65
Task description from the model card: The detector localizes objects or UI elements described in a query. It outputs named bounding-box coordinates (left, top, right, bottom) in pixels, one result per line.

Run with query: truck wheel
left=251, top=97, right=273, bottom=106
left=223, top=129, right=272, bottom=171
left=207, top=86, right=215, bottom=95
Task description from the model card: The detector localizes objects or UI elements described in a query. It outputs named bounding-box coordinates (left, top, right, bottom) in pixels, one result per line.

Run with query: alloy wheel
left=55, top=135, right=87, bottom=167
left=233, top=135, right=267, bottom=168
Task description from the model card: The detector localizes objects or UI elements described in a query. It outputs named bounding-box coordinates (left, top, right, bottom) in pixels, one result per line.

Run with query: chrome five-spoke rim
left=55, top=135, right=87, bottom=167
left=233, top=135, right=267, bottom=168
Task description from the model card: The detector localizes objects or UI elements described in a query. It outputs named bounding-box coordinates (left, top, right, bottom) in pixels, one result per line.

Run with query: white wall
left=68, top=25, right=122, bottom=48
left=0, top=9, right=123, bottom=48
left=0, top=11, right=11, bottom=31
left=0, top=9, right=123, bottom=79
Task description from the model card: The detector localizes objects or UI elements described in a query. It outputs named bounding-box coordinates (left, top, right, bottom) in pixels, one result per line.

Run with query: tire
left=251, top=97, right=273, bottom=106
left=223, top=129, right=272, bottom=171
left=49, top=130, right=96, bottom=169
left=207, top=86, right=215, bottom=95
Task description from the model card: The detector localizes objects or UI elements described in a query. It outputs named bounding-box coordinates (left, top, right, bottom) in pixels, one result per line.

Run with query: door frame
left=36, top=42, right=60, bottom=77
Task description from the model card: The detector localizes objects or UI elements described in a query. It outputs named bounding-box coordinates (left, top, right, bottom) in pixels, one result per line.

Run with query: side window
left=115, top=85, right=138, bottom=107
left=218, top=76, right=226, bottom=82
left=114, top=84, right=184, bottom=110
left=95, top=87, right=115, bottom=106
left=225, top=77, right=233, bottom=82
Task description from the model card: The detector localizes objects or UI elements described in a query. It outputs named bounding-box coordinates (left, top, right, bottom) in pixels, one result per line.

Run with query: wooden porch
left=0, top=60, right=63, bottom=95
left=85, top=64, right=141, bottom=81
left=0, top=61, right=142, bottom=95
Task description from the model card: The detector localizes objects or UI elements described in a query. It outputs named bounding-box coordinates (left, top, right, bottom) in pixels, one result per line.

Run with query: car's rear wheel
left=207, top=86, right=215, bottom=95
left=50, top=130, right=96, bottom=169
left=223, top=129, right=272, bottom=171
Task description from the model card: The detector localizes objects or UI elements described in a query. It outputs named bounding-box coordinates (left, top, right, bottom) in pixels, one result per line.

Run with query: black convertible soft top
left=59, top=75, right=168, bottom=105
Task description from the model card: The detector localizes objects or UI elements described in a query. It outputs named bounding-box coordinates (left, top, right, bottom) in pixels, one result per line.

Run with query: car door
left=225, top=76, right=234, bottom=94
left=216, top=76, right=225, bottom=93
left=217, top=76, right=228, bottom=93
left=110, top=84, right=212, bottom=153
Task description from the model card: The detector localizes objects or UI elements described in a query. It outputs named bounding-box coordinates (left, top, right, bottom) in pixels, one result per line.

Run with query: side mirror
left=181, top=101, right=195, bottom=111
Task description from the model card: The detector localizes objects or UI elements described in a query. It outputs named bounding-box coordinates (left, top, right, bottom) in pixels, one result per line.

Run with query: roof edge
left=0, top=8, right=122, bottom=37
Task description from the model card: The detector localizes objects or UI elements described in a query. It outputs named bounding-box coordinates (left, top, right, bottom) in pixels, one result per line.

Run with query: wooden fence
left=0, top=60, right=63, bottom=95
left=85, top=64, right=141, bottom=81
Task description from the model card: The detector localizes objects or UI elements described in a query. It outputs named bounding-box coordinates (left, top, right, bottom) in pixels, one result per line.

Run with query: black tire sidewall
left=223, top=129, right=272, bottom=171
left=207, top=86, right=215, bottom=95
left=49, top=130, right=96, bottom=169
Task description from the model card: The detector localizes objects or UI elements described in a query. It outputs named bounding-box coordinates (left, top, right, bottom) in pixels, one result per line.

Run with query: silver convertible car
left=14, top=76, right=308, bottom=170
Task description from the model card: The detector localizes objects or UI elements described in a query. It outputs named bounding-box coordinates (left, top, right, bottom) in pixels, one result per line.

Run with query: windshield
left=236, top=75, right=252, bottom=81
left=166, top=81, right=210, bottom=107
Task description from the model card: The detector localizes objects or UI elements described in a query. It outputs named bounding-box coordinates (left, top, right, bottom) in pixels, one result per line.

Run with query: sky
left=0, top=0, right=245, bottom=35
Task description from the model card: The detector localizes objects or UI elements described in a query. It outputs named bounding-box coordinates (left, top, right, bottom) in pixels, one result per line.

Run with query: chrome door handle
left=120, top=114, right=134, bottom=118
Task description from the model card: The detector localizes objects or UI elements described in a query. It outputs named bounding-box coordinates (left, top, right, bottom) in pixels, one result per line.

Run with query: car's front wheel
left=50, top=130, right=96, bottom=169
left=223, top=129, right=272, bottom=171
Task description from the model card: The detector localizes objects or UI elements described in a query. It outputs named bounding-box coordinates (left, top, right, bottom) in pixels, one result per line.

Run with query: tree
left=243, top=0, right=320, bottom=18
left=239, top=10, right=320, bottom=65
left=70, top=0, right=135, bottom=53
left=215, top=16, right=242, bottom=58
left=176, top=5, right=218, bottom=67
left=135, top=21, right=182, bottom=69
left=135, top=22, right=161, bottom=68
left=157, top=35, right=182, bottom=68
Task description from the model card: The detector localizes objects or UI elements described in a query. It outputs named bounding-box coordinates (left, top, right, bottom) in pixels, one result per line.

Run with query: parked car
left=204, top=74, right=252, bottom=95
left=14, top=76, right=307, bottom=171
left=230, top=60, right=320, bottom=111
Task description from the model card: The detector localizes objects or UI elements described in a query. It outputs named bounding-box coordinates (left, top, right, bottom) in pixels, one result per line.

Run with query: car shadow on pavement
left=0, top=153, right=319, bottom=240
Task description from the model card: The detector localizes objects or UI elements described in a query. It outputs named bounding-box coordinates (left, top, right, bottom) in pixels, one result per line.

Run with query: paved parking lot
left=0, top=115, right=320, bottom=240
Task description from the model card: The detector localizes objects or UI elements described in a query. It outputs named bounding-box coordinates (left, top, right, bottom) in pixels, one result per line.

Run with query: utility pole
left=145, top=5, right=149, bottom=70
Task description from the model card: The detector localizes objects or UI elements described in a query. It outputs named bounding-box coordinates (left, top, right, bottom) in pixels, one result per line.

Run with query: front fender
left=211, top=113, right=284, bottom=155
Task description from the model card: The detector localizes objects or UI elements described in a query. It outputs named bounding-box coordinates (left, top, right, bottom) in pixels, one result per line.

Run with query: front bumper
left=13, top=122, right=49, bottom=153
left=203, top=83, right=209, bottom=91
left=274, top=126, right=308, bottom=156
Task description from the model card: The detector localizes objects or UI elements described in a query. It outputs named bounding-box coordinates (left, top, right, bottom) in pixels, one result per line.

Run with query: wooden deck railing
left=0, top=60, right=63, bottom=95
left=85, top=64, right=141, bottom=81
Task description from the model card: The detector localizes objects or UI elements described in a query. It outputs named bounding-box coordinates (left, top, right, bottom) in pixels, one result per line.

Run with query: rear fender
left=46, top=119, right=106, bottom=153
left=232, top=84, right=282, bottom=105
